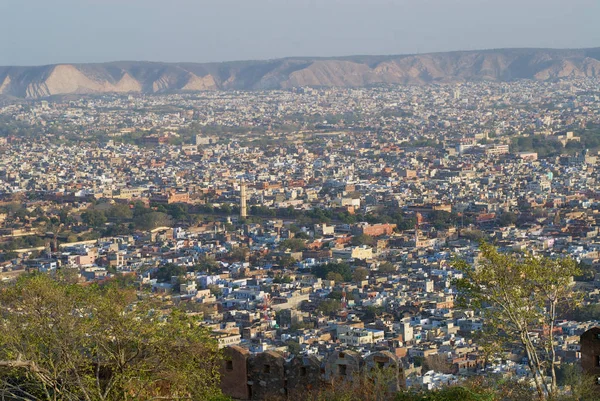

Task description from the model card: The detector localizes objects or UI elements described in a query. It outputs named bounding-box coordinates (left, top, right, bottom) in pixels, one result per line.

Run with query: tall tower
left=263, top=294, right=271, bottom=327
left=240, top=182, right=247, bottom=218
left=401, top=319, right=413, bottom=343
left=414, top=212, right=422, bottom=247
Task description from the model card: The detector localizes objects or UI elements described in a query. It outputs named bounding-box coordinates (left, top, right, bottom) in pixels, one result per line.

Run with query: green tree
left=294, top=231, right=310, bottom=240
left=0, top=274, right=223, bottom=401
left=351, top=234, right=375, bottom=247
left=461, top=229, right=486, bottom=242
left=378, top=262, right=396, bottom=274
left=278, top=255, right=297, bottom=269
left=196, top=256, right=221, bottom=274
left=106, top=204, right=133, bottom=221
left=554, top=363, right=597, bottom=401
left=498, top=212, right=517, bottom=227
left=279, top=238, right=306, bottom=252
left=133, top=211, right=172, bottom=230
left=312, top=262, right=352, bottom=282
left=395, top=385, right=496, bottom=401
left=228, top=247, right=249, bottom=262
left=326, top=272, right=344, bottom=282
left=156, top=263, right=186, bottom=283
left=317, top=299, right=342, bottom=315
left=429, top=210, right=458, bottom=229
left=285, top=340, right=301, bottom=355
left=454, top=243, right=581, bottom=400
left=363, top=306, right=383, bottom=322
left=352, top=267, right=369, bottom=284
left=81, top=210, right=107, bottom=228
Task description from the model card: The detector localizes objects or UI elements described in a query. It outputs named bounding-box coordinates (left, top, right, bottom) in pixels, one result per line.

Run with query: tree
left=352, top=267, right=369, bottom=284
left=278, top=255, right=297, bottom=269
left=363, top=306, right=383, bottom=322
left=195, top=256, right=221, bottom=274
left=317, top=299, right=341, bottom=315
left=0, top=274, right=224, bottom=401
left=351, top=234, right=375, bottom=247
left=294, top=231, right=310, bottom=240
left=219, top=204, right=232, bottom=214
left=106, top=204, right=133, bottom=221
left=285, top=340, right=301, bottom=356
left=569, top=303, right=600, bottom=321
left=461, top=229, right=486, bottom=242
left=279, top=238, right=306, bottom=252
left=395, top=384, right=496, bottom=401
left=326, top=272, right=344, bottom=282
left=555, top=363, right=597, bottom=401
left=498, top=212, right=518, bottom=227
left=273, top=274, right=293, bottom=284
left=133, top=211, right=173, bottom=230
left=228, top=247, right=249, bottom=262
left=207, top=284, right=223, bottom=298
left=312, top=262, right=352, bottom=282
left=378, top=262, right=396, bottom=274
left=164, top=204, right=189, bottom=221
left=429, top=210, right=458, bottom=229
left=81, top=210, right=107, bottom=228
left=156, top=263, right=186, bottom=283
left=454, top=242, right=581, bottom=400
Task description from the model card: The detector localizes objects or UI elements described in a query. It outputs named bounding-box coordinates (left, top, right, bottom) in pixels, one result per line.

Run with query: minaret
left=240, top=182, right=247, bottom=218
left=414, top=212, right=422, bottom=247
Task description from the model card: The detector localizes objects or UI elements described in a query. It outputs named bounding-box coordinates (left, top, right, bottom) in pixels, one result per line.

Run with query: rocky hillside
left=1, top=48, right=600, bottom=98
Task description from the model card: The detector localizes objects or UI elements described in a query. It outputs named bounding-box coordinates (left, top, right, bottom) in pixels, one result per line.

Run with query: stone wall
left=581, top=327, right=600, bottom=379
left=221, top=346, right=251, bottom=400
left=220, top=347, right=406, bottom=400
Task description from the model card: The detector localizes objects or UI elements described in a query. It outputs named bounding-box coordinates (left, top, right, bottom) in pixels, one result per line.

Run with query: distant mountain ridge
left=2, top=47, right=600, bottom=98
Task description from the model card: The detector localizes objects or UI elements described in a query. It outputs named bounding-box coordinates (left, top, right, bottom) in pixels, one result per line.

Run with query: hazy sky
left=1, top=0, right=598, bottom=65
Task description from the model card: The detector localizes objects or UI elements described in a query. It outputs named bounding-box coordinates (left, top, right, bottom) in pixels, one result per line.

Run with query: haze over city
left=1, top=0, right=600, bottom=65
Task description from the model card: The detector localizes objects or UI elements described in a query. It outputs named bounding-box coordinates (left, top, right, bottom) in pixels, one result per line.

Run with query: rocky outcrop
left=1, top=47, right=600, bottom=98
left=0, top=75, right=11, bottom=93
left=181, top=73, right=217, bottom=91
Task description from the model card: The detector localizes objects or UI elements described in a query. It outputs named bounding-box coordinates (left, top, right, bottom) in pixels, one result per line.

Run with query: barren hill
left=1, top=47, right=600, bottom=98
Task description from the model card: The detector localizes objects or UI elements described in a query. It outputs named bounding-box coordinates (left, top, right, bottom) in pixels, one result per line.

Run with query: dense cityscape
left=1, top=77, right=600, bottom=400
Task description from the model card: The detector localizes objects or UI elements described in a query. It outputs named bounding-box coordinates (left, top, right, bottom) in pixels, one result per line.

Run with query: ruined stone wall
left=581, top=327, right=600, bottom=378
left=220, top=347, right=406, bottom=400
left=220, top=346, right=250, bottom=400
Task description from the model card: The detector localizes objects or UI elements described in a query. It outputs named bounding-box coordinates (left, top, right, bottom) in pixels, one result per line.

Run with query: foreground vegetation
left=455, top=243, right=582, bottom=400
left=289, top=372, right=597, bottom=401
left=0, top=274, right=225, bottom=401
